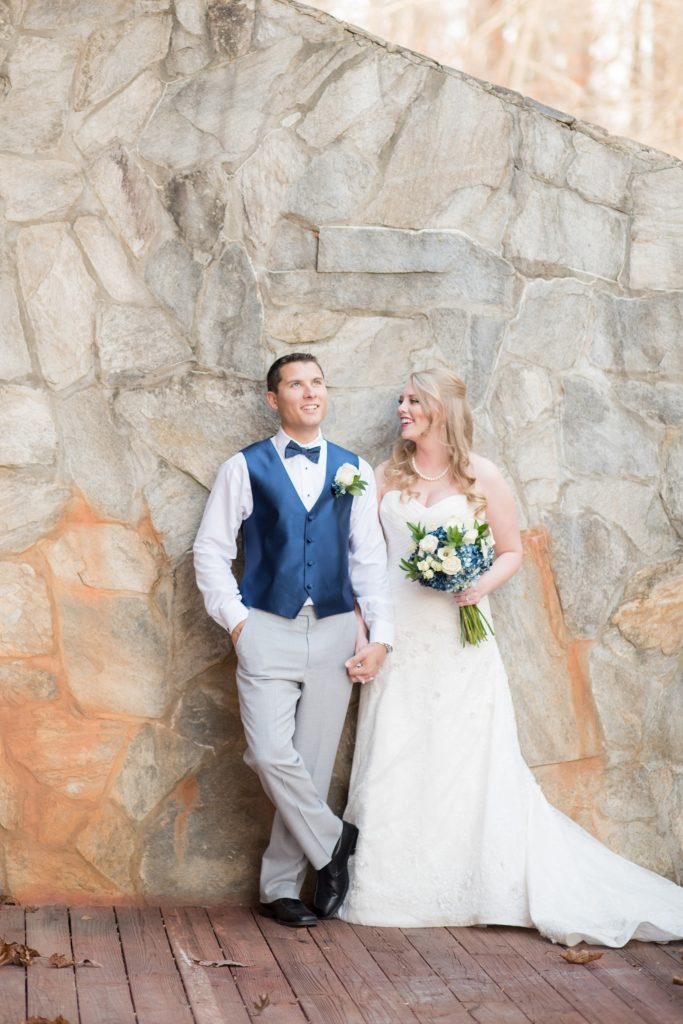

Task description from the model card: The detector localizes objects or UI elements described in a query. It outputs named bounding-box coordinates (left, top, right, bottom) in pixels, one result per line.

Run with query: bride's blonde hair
left=385, top=368, right=486, bottom=514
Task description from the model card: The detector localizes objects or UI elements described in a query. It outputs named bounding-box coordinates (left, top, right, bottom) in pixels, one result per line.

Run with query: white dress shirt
left=193, top=428, right=394, bottom=645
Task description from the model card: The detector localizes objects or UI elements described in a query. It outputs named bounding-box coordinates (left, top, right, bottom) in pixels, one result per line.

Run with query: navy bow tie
left=284, top=440, right=321, bottom=464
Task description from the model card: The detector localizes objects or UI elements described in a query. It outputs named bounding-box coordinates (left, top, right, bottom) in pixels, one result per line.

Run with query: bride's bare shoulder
left=468, top=452, right=505, bottom=489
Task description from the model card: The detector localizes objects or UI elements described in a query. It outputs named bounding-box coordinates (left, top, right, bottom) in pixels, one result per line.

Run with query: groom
left=193, top=354, right=393, bottom=927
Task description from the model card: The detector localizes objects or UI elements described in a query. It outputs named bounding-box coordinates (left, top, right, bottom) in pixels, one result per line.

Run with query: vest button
left=305, top=583, right=312, bottom=590
left=307, top=560, right=313, bottom=567
left=307, top=514, right=313, bottom=521
left=306, top=538, right=313, bottom=544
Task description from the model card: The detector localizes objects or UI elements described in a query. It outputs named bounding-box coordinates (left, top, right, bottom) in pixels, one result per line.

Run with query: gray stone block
left=318, top=226, right=498, bottom=275
left=506, top=174, right=628, bottom=280
left=561, top=375, right=659, bottom=481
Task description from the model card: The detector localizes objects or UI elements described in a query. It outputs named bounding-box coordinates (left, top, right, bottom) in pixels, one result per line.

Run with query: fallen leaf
left=24, top=1017, right=72, bottom=1024
left=673, top=976, right=683, bottom=986
left=0, top=939, right=41, bottom=966
left=25, top=907, right=39, bottom=914
left=560, top=949, right=604, bottom=964
left=192, top=957, right=250, bottom=968
left=0, top=895, right=19, bottom=906
left=47, top=953, right=73, bottom=969
left=79, top=915, right=92, bottom=921
left=253, top=993, right=270, bottom=1015
left=45, top=954, right=102, bottom=969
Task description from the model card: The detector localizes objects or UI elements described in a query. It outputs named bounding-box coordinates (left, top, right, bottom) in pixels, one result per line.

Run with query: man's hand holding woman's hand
left=345, top=642, right=387, bottom=684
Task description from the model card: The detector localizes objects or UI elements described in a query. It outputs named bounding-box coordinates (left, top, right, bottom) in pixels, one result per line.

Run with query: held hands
left=345, top=642, right=387, bottom=684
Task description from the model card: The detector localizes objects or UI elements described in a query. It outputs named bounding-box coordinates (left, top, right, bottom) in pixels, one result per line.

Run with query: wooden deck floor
left=1, top=905, right=682, bottom=1024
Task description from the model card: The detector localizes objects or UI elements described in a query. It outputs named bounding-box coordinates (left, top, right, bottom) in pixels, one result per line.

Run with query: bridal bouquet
left=400, top=518, right=495, bottom=645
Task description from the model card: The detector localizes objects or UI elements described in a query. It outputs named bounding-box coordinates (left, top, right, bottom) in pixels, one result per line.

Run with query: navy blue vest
left=240, top=438, right=358, bottom=619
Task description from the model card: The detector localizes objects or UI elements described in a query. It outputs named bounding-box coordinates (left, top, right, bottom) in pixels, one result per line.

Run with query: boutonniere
left=332, top=463, right=367, bottom=498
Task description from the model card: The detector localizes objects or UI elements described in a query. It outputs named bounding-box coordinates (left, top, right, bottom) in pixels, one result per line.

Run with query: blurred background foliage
left=311, top=0, right=683, bottom=159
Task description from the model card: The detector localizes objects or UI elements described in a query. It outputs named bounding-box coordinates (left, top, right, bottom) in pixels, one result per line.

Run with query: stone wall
left=0, top=0, right=681, bottom=902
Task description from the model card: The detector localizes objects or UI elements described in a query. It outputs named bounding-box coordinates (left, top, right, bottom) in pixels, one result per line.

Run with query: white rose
left=418, top=534, right=439, bottom=554
left=441, top=554, right=463, bottom=575
left=423, top=568, right=435, bottom=580
left=335, top=463, right=358, bottom=487
left=463, top=529, right=478, bottom=544
left=417, top=559, right=430, bottom=572
left=438, top=546, right=454, bottom=559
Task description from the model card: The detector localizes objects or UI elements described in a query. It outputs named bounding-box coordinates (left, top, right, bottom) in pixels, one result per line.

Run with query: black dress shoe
left=258, top=898, right=317, bottom=928
left=313, top=821, right=359, bottom=919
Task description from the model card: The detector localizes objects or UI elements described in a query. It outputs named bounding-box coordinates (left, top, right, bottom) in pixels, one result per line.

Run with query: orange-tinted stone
left=613, top=559, right=683, bottom=655
left=75, top=803, right=137, bottom=889
left=3, top=836, right=121, bottom=904
left=3, top=704, right=129, bottom=800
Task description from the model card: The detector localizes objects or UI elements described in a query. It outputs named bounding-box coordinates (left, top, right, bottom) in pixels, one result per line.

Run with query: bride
left=338, top=367, right=683, bottom=947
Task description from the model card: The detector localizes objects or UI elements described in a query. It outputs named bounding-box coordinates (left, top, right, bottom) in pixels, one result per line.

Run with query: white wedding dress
left=339, top=491, right=683, bottom=946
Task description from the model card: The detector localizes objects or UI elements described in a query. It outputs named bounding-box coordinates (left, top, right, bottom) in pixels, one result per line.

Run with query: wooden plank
left=500, top=926, right=648, bottom=1024
left=351, top=925, right=471, bottom=1024
left=163, top=906, right=251, bottom=1024
left=256, top=913, right=366, bottom=1024
left=0, top=905, right=27, bottom=1024
left=472, top=953, right=590, bottom=1024
left=404, top=926, right=532, bottom=1024
left=209, top=907, right=307, bottom=1023
left=116, top=906, right=194, bottom=1024
left=589, top=941, right=683, bottom=1024
left=627, top=939, right=683, bottom=984
left=312, top=919, right=420, bottom=1024
left=451, top=927, right=588, bottom=1024
left=448, top=925, right=517, bottom=956
left=69, top=906, right=137, bottom=1024
left=26, top=905, right=80, bottom=1024
left=659, top=941, right=683, bottom=968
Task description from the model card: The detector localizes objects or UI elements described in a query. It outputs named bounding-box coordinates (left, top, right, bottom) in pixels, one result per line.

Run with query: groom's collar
left=273, top=428, right=325, bottom=457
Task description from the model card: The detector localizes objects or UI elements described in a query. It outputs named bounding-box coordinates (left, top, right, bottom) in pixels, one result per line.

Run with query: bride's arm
left=352, top=461, right=388, bottom=652
left=454, top=456, right=522, bottom=605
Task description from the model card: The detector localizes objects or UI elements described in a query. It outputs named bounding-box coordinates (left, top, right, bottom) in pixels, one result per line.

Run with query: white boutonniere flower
left=332, top=462, right=367, bottom=498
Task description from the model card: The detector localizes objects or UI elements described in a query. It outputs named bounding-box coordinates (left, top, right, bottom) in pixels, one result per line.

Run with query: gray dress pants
left=234, top=606, right=358, bottom=902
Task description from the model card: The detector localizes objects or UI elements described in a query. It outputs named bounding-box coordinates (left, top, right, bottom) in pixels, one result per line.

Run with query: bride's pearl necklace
left=411, top=456, right=449, bottom=481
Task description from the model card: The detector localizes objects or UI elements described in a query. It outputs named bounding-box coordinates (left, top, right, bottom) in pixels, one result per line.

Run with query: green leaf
left=406, top=521, right=427, bottom=541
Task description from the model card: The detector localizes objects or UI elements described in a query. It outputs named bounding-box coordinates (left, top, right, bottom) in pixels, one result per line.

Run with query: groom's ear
left=266, top=389, right=279, bottom=413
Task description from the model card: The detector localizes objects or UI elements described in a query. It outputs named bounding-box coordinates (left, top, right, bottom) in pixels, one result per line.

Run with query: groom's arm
left=348, top=458, right=394, bottom=649
left=193, top=454, right=252, bottom=638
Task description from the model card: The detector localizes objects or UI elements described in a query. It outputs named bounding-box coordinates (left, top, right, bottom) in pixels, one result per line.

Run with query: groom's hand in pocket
left=345, top=642, right=387, bottom=684
left=230, top=618, right=247, bottom=648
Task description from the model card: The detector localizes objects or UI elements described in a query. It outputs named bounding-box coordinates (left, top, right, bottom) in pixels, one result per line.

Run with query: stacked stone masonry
left=0, top=0, right=681, bottom=902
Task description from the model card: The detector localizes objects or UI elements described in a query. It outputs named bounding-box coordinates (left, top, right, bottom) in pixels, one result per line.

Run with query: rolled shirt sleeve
left=349, top=458, right=394, bottom=646
left=193, top=453, right=252, bottom=634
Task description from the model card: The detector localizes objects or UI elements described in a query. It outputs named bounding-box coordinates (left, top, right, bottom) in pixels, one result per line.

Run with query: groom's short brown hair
left=267, top=353, right=324, bottom=393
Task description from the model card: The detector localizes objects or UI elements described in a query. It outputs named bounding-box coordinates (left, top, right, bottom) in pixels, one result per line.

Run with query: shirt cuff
left=225, top=600, right=250, bottom=634
left=367, top=620, right=394, bottom=647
